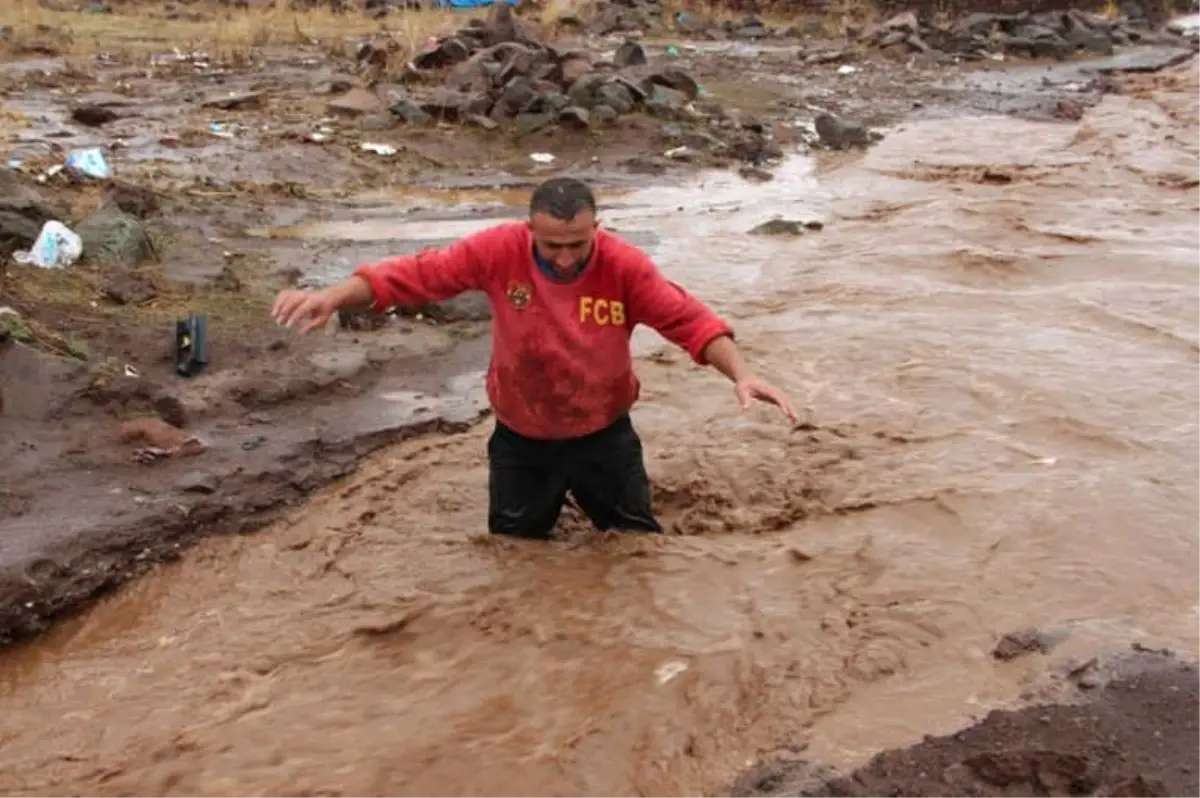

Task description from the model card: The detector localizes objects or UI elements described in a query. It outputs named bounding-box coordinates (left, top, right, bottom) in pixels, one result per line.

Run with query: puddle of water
left=0, top=72, right=1198, bottom=797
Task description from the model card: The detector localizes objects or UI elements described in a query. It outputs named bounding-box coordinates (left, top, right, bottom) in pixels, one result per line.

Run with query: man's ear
left=526, top=219, right=534, bottom=231
left=593, top=218, right=601, bottom=229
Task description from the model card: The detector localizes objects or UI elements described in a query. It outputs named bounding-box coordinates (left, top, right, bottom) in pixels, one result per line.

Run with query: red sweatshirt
left=353, top=222, right=733, bottom=440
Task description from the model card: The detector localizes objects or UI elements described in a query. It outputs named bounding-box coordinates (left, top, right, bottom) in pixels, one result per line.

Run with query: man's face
left=529, top=210, right=597, bottom=276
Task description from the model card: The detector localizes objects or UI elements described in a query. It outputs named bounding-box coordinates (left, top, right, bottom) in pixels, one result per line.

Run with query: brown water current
left=0, top=67, right=1197, bottom=796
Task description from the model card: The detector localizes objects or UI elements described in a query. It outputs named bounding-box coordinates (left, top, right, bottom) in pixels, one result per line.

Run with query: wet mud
left=1, top=4, right=1199, bottom=795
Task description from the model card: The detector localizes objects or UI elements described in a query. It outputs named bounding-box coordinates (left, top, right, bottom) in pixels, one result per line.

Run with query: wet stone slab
left=1082, top=46, right=1197, bottom=73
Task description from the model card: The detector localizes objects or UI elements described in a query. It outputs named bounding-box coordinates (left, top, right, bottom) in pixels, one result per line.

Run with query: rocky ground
left=1, top=0, right=1198, bottom=792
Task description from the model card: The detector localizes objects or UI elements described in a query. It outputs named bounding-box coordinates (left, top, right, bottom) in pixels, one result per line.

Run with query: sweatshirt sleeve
left=352, top=228, right=496, bottom=312
left=623, top=254, right=733, bottom=365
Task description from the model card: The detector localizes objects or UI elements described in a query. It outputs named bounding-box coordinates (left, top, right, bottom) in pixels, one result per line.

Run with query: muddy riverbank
left=732, top=647, right=1200, bottom=797
left=1, top=1, right=1198, bottom=794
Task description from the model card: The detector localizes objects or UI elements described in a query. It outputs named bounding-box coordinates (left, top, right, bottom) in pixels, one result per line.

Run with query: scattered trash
left=174, top=313, right=209, bottom=378
left=65, top=147, right=112, bottom=180
left=310, top=131, right=329, bottom=143
left=529, top=152, right=556, bottom=164
left=655, top=661, right=688, bottom=685
left=123, top=364, right=140, bottom=378
left=836, top=64, right=857, bottom=76
left=133, top=438, right=203, bottom=464
left=666, top=45, right=680, bottom=57
left=664, top=145, right=696, bottom=161
left=361, top=142, right=398, bottom=156
left=1168, top=13, right=1200, bottom=37
left=36, top=164, right=65, bottom=184
left=7, top=158, right=20, bottom=170
left=208, top=121, right=234, bottom=139
left=12, top=221, right=83, bottom=269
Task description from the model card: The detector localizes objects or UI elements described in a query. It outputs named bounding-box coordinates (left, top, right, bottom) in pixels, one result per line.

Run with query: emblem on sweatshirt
left=506, top=280, right=532, bottom=310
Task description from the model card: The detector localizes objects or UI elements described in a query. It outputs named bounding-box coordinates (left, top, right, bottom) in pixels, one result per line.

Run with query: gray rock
left=734, top=22, right=768, bottom=39
left=814, top=112, right=870, bottom=150
left=645, top=86, right=689, bottom=119
left=465, top=113, right=499, bottom=130
left=560, top=56, right=592, bottom=84
left=178, top=472, right=219, bottom=494
left=526, top=91, right=570, bottom=114
left=514, top=111, right=554, bottom=135
left=992, top=626, right=1070, bottom=661
left=750, top=218, right=807, bottom=236
left=646, top=68, right=700, bottom=100
left=102, top=271, right=157, bottom=305
left=388, top=98, right=433, bottom=126
left=613, top=40, right=647, bottom=67
left=595, top=81, right=636, bottom=114
left=421, top=88, right=488, bottom=122
left=75, top=206, right=154, bottom=268
left=326, top=87, right=382, bottom=117
left=0, top=211, right=43, bottom=260
left=1084, top=45, right=1197, bottom=74
left=492, top=77, right=537, bottom=119
left=591, top=104, right=619, bottom=125
left=558, top=106, right=590, bottom=129
left=201, top=90, right=263, bottom=111
left=566, top=73, right=609, bottom=109
left=496, top=43, right=541, bottom=85
left=412, top=36, right=471, bottom=69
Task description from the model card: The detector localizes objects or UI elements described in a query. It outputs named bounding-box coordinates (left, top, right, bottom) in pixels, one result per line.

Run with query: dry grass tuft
left=0, top=0, right=467, bottom=65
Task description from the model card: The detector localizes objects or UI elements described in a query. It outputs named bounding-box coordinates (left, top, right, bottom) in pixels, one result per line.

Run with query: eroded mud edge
left=0, top=410, right=489, bottom=650
left=730, top=649, right=1200, bottom=797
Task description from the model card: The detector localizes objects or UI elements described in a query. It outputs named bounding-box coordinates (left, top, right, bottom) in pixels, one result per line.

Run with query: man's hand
left=271, top=289, right=337, bottom=334
left=701, top=335, right=798, bottom=423
left=735, top=376, right=799, bottom=423
left=271, top=277, right=374, bottom=334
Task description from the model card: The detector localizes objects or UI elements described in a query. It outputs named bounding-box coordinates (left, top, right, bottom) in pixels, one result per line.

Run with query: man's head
left=528, top=177, right=598, bottom=276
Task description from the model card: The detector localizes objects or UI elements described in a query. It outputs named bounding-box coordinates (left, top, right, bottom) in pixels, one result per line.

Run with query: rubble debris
left=853, top=8, right=1198, bottom=62
left=383, top=2, right=777, bottom=162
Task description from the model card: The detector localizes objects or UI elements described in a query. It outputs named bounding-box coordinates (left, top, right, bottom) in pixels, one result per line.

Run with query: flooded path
left=0, top=65, right=1197, bottom=796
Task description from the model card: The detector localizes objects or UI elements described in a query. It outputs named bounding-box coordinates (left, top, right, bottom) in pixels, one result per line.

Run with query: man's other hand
left=271, top=289, right=337, bottom=334
left=734, top=377, right=799, bottom=423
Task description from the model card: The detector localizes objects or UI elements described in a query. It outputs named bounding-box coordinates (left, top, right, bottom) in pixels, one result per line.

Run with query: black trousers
left=487, top=414, right=662, bottom=539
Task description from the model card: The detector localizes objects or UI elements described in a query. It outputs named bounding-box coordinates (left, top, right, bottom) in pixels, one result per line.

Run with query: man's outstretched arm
left=626, top=257, right=798, bottom=422
left=272, top=229, right=494, bottom=333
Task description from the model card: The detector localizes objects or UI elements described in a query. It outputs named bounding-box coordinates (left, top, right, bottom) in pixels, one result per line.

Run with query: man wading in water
left=272, top=177, right=797, bottom=539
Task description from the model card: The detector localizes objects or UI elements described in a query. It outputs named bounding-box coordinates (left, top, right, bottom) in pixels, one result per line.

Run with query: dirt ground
left=1, top=0, right=1198, bottom=794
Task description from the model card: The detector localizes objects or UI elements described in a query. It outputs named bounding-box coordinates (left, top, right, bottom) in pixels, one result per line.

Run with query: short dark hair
left=529, top=177, right=596, bottom=221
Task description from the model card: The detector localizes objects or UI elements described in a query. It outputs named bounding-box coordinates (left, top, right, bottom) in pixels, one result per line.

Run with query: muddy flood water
left=0, top=66, right=1197, bottom=796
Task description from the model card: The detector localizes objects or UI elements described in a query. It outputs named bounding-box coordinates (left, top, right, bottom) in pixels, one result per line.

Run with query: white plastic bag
left=13, top=221, right=83, bottom=268
left=65, top=147, right=111, bottom=180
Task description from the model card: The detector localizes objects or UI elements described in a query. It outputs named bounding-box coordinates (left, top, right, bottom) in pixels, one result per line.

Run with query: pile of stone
left=370, top=3, right=778, bottom=162
left=854, top=7, right=1198, bottom=60
left=568, top=0, right=791, bottom=41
